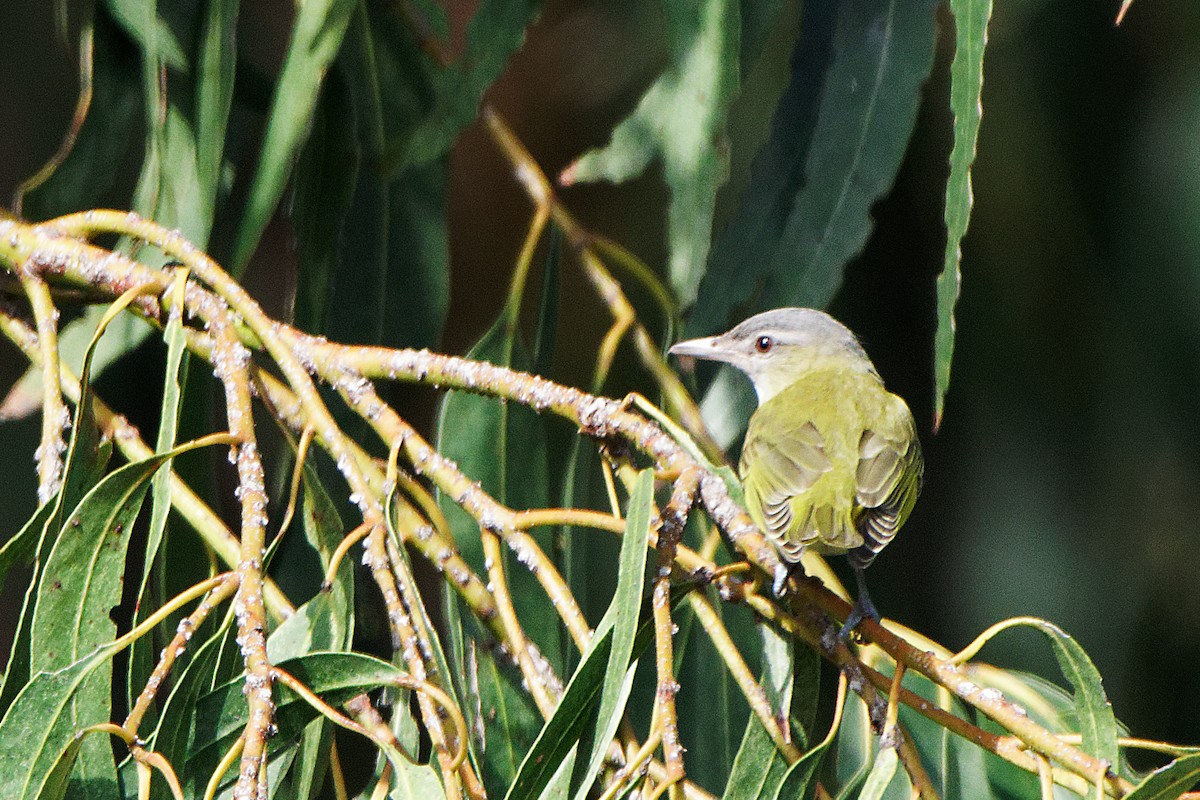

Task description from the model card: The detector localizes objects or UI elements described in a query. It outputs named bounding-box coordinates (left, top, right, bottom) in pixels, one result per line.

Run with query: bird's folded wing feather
left=851, top=396, right=923, bottom=566
left=741, top=418, right=836, bottom=560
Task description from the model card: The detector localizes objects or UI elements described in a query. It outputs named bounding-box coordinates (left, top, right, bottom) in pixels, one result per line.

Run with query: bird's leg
left=839, top=566, right=881, bottom=640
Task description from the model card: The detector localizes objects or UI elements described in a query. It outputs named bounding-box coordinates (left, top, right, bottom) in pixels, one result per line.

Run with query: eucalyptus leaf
left=691, top=0, right=937, bottom=336
left=231, top=0, right=357, bottom=272
left=504, top=584, right=697, bottom=800
left=1123, top=753, right=1200, bottom=800
left=570, top=470, right=654, bottom=799
left=936, top=0, right=993, bottom=425
left=568, top=0, right=739, bottom=306
left=0, top=649, right=114, bottom=800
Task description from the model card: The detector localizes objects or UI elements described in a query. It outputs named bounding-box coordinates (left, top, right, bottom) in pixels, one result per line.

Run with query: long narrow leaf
left=570, top=470, right=654, bottom=799
left=0, top=649, right=113, bottom=800
left=504, top=584, right=696, bottom=800
left=1124, top=754, right=1200, bottom=800
left=231, top=0, right=357, bottom=272
left=935, top=0, right=993, bottom=426
left=691, top=0, right=937, bottom=335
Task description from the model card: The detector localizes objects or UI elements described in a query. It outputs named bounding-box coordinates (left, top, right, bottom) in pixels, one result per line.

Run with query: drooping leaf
left=231, top=0, right=357, bottom=272
left=436, top=311, right=556, bottom=796
left=935, top=0, right=993, bottom=427
left=721, top=624, right=795, bottom=800
left=504, top=584, right=697, bottom=800
left=989, top=620, right=1120, bottom=768
left=193, top=0, right=239, bottom=229
left=292, top=68, right=360, bottom=337
left=127, top=268, right=190, bottom=722
left=0, top=501, right=55, bottom=602
left=569, top=470, right=654, bottom=800
left=566, top=0, right=740, bottom=307
left=1, top=295, right=117, bottom=716
left=1124, top=754, right=1200, bottom=800
left=690, top=0, right=938, bottom=336
left=104, top=0, right=187, bottom=70
left=32, top=439, right=222, bottom=797
left=384, top=0, right=544, bottom=174
left=0, top=649, right=114, bottom=800
left=305, top=8, right=450, bottom=352
left=150, top=624, right=231, bottom=800
left=857, top=747, right=901, bottom=800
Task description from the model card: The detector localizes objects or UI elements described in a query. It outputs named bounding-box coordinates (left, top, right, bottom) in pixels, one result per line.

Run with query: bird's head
left=669, top=307, right=877, bottom=404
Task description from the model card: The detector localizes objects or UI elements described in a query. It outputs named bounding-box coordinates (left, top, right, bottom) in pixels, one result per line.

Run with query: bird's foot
left=838, top=569, right=881, bottom=641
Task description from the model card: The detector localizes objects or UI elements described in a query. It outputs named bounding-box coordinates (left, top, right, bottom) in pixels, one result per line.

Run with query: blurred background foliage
left=0, top=0, right=1198, bottom=777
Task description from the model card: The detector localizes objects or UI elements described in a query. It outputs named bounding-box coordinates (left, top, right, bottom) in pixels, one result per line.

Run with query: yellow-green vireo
left=670, top=308, right=923, bottom=635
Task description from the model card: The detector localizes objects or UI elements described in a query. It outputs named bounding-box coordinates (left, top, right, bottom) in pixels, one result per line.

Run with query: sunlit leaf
left=935, top=0, right=993, bottom=426
left=505, top=584, right=696, bottom=800
left=857, top=747, right=901, bottom=800
left=570, top=470, right=653, bottom=800
left=0, top=649, right=113, bottom=800
left=721, top=624, right=795, bottom=800
left=194, top=0, right=239, bottom=228
left=127, top=268, right=190, bottom=722
left=566, top=0, right=740, bottom=307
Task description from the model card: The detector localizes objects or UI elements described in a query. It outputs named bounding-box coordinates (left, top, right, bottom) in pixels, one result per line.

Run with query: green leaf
left=935, top=0, right=993, bottom=426
left=567, top=0, right=739, bottom=307
left=127, top=270, right=190, bottom=720
left=194, top=0, right=239, bottom=226
left=886, top=665, right=991, bottom=799
left=1124, top=753, right=1200, bottom=800
left=307, top=9, right=450, bottom=352
left=722, top=716, right=790, bottom=800
left=385, top=0, right=543, bottom=173
left=690, top=0, right=937, bottom=336
left=570, top=470, right=654, bottom=800
left=0, top=649, right=114, bottom=800
left=150, top=626, right=231, bottom=800
left=1, top=299, right=116, bottom=715
left=31, top=438, right=219, bottom=797
left=857, top=747, right=900, bottom=800
left=1012, top=620, right=1120, bottom=768
left=505, top=584, right=697, bottom=800
left=104, top=0, right=187, bottom=70
left=0, top=502, right=55, bottom=602
left=436, top=310, right=554, bottom=795
left=437, top=314, right=557, bottom=660
left=721, top=624, right=795, bottom=800
left=231, top=0, right=357, bottom=272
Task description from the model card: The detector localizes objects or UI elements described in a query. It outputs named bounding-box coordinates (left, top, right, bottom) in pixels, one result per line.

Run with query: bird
left=669, top=307, right=923, bottom=636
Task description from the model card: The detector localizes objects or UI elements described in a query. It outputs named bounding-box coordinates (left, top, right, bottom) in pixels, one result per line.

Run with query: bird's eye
left=755, top=335, right=773, bottom=353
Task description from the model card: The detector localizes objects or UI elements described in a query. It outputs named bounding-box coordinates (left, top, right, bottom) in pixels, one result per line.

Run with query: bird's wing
left=851, top=395, right=923, bottom=567
left=741, top=418, right=834, bottom=561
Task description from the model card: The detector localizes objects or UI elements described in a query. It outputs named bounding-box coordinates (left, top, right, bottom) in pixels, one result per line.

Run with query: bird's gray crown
left=726, top=308, right=869, bottom=361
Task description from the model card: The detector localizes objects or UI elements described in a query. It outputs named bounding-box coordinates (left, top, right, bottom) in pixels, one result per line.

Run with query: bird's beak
left=669, top=335, right=729, bottom=367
